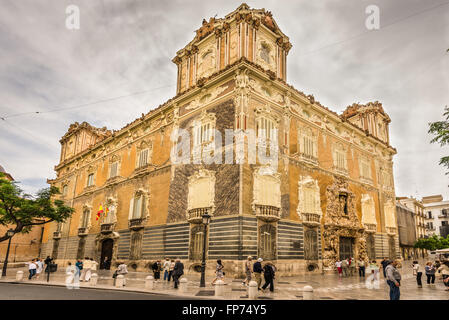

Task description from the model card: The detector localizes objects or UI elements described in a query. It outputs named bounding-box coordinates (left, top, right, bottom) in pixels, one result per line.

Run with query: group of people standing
left=26, top=258, right=44, bottom=280
left=148, top=258, right=184, bottom=289
left=412, top=259, right=449, bottom=290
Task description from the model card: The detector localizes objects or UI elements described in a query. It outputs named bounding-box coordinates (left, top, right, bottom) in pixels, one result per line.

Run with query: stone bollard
left=65, top=272, right=73, bottom=285
left=214, top=280, right=225, bottom=297
left=16, top=270, right=24, bottom=281
left=303, top=285, right=314, bottom=300
left=179, top=278, right=188, bottom=293
left=145, top=275, right=154, bottom=290
left=248, top=280, right=258, bottom=299
left=90, top=273, right=98, bottom=286
left=115, top=274, right=124, bottom=287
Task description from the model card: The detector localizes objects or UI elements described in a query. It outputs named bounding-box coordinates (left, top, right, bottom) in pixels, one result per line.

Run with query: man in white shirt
left=27, top=259, right=37, bottom=280
left=163, top=258, right=171, bottom=281
left=80, top=257, right=91, bottom=282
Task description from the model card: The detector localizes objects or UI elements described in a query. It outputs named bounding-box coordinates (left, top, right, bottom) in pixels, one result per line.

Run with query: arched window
left=259, top=224, right=276, bottom=260
left=109, top=155, right=120, bottom=178
left=298, top=127, right=317, bottom=162
left=80, top=207, right=91, bottom=228
left=333, top=143, right=348, bottom=174
left=136, top=141, right=152, bottom=169
left=130, top=192, right=147, bottom=220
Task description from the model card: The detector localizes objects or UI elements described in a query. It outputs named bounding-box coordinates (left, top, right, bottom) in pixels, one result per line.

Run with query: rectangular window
left=110, top=161, right=118, bottom=178
left=138, top=149, right=149, bottom=168
left=336, top=151, right=346, bottom=170
left=62, top=185, right=68, bottom=196
left=132, top=195, right=144, bottom=219
left=87, top=173, right=94, bottom=187
left=81, top=210, right=90, bottom=228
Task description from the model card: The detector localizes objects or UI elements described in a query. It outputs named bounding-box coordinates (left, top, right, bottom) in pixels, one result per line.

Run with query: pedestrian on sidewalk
left=261, top=261, right=275, bottom=293
left=242, top=256, right=253, bottom=286
left=152, top=260, right=162, bottom=282
left=83, top=257, right=93, bottom=282
left=173, top=258, right=184, bottom=289
left=168, top=259, right=175, bottom=282
left=80, top=257, right=90, bottom=282
left=425, top=261, right=436, bottom=284
left=90, top=258, right=98, bottom=277
left=341, top=258, right=349, bottom=277
left=357, top=258, right=366, bottom=277
left=381, top=257, right=389, bottom=279
left=437, top=260, right=449, bottom=291
left=385, top=260, right=401, bottom=300
left=253, top=258, right=263, bottom=290
left=335, top=259, right=343, bottom=277
left=211, top=259, right=224, bottom=285
left=65, top=262, right=77, bottom=285
left=365, top=260, right=380, bottom=289
left=349, top=257, right=356, bottom=276
left=163, top=258, right=171, bottom=281
left=27, top=259, right=37, bottom=280
left=75, top=259, right=83, bottom=278
left=412, top=260, right=422, bottom=288
left=116, top=261, right=128, bottom=287
left=35, top=258, right=43, bottom=280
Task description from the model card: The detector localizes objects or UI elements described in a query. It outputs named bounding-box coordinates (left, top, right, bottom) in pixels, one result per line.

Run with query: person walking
left=253, top=258, right=264, bottom=290
left=425, top=261, right=436, bottom=285
left=412, top=260, right=422, bottom=288
left=168, top=259, right=175, bottom=282
left=84, top=257, right=93, bottom=282
left=80, top=257, right=90, bottom=282
left=349, top=257, right=356, bottom=276
left=35, top=258, right=43, bottom=280
left=357, top=258, right=366, bottom=277
left=242, top=256, right=253, bottom=286
left=75, top=259, right=83, bottom=278
left=380, top=257, right=389, bottom=278
left=335, top=259, right=343, bottom=277
left=437, top=260, right=449, bottom=291
left=163, top=258, right=171, bottom=281
left=90, top=258, right=98, bottom=277
left=261, top=261, right=275, bottom=293
left=385, top=260, right=401, bottom=300
left=27, top=259, right=37, bottom=280
left=152, top=260, right=162, bottom=282
left=211, top=259, right=224, bottom=285
left=365, top=260, right=380, bottom=289
left=116, top=261, right=128, bottom=287
left=173, top=258, right=184, bottom=289
left=341, top=258, right=349, bottom=277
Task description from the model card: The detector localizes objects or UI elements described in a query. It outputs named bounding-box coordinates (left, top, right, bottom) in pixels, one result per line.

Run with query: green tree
left=428, top=105, right=449, bottom=173
left=414, top=234, right=449, bottom=251
left=0, top=172, right=74, bottom=243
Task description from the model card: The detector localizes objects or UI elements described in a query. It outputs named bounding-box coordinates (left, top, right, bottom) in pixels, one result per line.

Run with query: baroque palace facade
left=41, top=4, right=399, bottom=276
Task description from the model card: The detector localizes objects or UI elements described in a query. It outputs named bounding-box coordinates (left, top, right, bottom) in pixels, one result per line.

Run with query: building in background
left=41, top=4, right=399, bottom=276
left=395, top=201, right=417, bottom=260
left=423, top=195, right=449, bottom=238
left=0, top=165, right=44, bottom=263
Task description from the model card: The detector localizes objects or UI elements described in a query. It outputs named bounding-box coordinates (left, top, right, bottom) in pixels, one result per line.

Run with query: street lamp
left=199, top=212, right=211, bottom=288
left=2, top=229, right=15, bottom=277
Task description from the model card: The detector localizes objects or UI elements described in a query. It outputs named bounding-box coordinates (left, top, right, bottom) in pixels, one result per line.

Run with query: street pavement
left=0, top=259, right=447, bottom=300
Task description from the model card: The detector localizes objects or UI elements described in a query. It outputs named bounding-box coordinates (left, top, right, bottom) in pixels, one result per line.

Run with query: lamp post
left=199, top=212, right=211, bottom=288
left=2, top=229, right=15, bottom=277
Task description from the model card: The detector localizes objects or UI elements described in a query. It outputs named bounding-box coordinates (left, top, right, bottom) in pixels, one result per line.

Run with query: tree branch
left=23, top=218, right=54, bottom=226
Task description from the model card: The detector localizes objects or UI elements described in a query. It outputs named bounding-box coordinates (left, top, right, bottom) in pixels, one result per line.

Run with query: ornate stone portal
left=322, top=178, right=368, bottom=270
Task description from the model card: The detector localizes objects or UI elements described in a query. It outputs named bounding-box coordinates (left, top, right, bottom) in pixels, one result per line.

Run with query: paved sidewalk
left=1, top=261, right=448, bottom=300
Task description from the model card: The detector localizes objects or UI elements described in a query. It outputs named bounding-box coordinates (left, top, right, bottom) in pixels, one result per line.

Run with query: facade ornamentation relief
left=252, top=166, right=281, bottom=210
left=187, top=169, right=216, bottom=213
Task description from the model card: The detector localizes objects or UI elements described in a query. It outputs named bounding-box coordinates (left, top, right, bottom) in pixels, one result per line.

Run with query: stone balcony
left=100, top=223, right=115, bottom=234
left=78, top=227, right=88, bottom=236
left=53, top=231, right=61, bottom=239
left=301, top=212, right=321, bottom=226
left=187, top=207, right=212, bottom=224
left=128, top=218, right=145, bottom=230
left=255, top=204, right=281, bottom=222
left=386, top=227, right=397, bottom=235
left=364, top=223, right=377, bottom=233
left=299, top=153, right=318, bottom=166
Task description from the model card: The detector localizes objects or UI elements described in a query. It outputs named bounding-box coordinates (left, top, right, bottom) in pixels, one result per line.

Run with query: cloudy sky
left=0, top=0, right=448, bottom=200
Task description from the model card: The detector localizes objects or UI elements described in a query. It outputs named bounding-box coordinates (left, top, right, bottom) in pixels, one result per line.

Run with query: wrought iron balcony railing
left=187, top=207, right=212, bottom=224
left=255, top=204, right=281, bottom=222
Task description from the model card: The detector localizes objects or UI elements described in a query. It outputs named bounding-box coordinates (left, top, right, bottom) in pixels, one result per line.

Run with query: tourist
left=261, top=261, right=275, bottom=293
left=335, top=259, right=343, bottom=277
left=366, top=260, right=380, bottom=289
left=173, top=258, right=184, bottom=289
left=90, top=258, right=98, bottom=278
left=357, top=258, right=366, bottom=277
left=80, top=257, right=90, bottom=282
left=350, top=257, right=356, bottom=276
left=341, top=258, right=349, bottom=277
left=385, top=260, right=401, bottom=300
left=27, top=259, right=37, bottom=280
left=163, top=258, right=171, bottom=281
left=242, top=256, right=253, bottom=286
left=152, top=259, right=162, bottom=282
left=168, top=259, right=175, bottom=281
left=116, top=261, right=129, bottom=286
left=437, top=260, right=449, bottom=291
left=412, top=260, right=422, bottom=288
left=425, top=261, right=436, bottom=284
left=211, top=259, right=224, bottom=285
left=84, top=257, right=93, bottom=282
left=44, top=256, right=53, bottom=270
left=75, top=259, right=83, bottom=278
left=35, top=258, right=43, bottom=280
left=253, top=258, right=264, bottom=290
left=65, top=262, right=76, bottom=284
left=380, top=257, right=389, bottom=278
